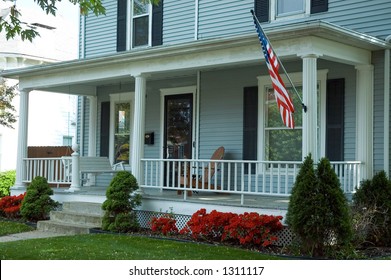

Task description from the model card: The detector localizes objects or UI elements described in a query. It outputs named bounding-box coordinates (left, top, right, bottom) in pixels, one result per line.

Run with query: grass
left=0, top=220, right=35, bottom=236
left=0, top=221, right=281, bottom=260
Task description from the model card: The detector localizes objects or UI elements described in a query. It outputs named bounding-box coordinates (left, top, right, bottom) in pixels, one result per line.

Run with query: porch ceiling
left=1, top=20, right=389, bottom=94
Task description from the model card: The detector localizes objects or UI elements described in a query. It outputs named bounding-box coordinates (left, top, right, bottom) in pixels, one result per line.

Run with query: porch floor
left=50, top=186, right=290, bottom=210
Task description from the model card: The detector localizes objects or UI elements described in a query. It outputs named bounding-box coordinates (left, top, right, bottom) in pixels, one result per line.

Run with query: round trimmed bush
left=101, top=171, right=142, bottom=232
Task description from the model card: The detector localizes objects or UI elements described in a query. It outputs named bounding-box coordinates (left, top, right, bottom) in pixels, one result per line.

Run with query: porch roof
left=1, top=20, right=390, bottom=94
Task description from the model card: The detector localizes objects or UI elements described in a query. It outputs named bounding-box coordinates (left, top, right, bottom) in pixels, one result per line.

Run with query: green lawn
left=0, top=220, right=34, bottom=236
left=0, top=221, right=281, bottom=260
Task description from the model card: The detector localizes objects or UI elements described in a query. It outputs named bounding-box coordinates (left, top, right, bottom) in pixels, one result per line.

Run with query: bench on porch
left=61, top=156, right=125, bottom=186
left=79, top=157, right=125, bottom=185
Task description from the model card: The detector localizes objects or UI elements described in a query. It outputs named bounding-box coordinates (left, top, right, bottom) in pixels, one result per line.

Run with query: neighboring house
left=0, top=3, right=78, bottom=172
left=2, top=0, right=391, bottom=218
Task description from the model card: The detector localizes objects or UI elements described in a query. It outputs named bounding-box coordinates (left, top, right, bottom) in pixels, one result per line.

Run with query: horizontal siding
left=163, top=0, right=195, bottom=44
left=198, top=0, right=254, bottom=40
left=314, top=0, right=391, bottom=39
left=84, top=0, right=117, bottom=58
left=373, top=51, right=385, bottom=173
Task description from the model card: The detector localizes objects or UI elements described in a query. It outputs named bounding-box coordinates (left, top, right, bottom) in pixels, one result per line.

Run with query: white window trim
left=128, top=0, right=152, bottom=49
left=270, top=0, right=311, bottom=21
left=257, top=70, right=328, bottom=162
left=109, top=92, right=135, bottom=165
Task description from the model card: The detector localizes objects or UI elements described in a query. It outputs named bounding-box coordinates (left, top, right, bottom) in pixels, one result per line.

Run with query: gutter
left=385, top=35, right=391, bottom=175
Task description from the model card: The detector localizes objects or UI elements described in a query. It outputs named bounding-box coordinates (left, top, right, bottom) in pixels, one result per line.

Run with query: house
left=0, top=2, right=78, bottom=172
left=1, top=0, right=391, bottom=219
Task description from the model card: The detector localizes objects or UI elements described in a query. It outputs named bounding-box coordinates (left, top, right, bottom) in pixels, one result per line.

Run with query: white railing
left=23, top=157, right=72, bottom=186
left=21, top=157, right=362, bottom=198
left=141, top=159, right=362, bottom=204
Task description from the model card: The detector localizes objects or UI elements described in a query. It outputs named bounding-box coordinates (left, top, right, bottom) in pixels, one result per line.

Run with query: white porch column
left=12, top=89, right=30, bottom=189
left=356, top=64, right=374, bottom=179
left=131, top=74, right=146, bottom=185
left=301, top=54, right=319, bottom=161
left=12, top=89, right=30, bottom=190
left=86, top=95, right=97, bottom=185
left=87, top=95, right=97, bottom=156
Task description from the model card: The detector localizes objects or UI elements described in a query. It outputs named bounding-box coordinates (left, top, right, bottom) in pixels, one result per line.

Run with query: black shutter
left=311, top=0, right=328, bottom=14
left=117, top=0, right=127, bottom=52
left=100, top=102, right=110, bottom=157
left=243, top=87, right=258, bottom=173
left=326, top=79, right=344, bottom=161
left=152, top=0, right=163, bottom=46
left=254, top=0, right=269, bottom=23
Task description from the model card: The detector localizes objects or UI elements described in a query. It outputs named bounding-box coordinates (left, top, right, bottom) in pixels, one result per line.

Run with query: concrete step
left=62, top=201, right=104, bottom=216
left=50, top=210, right=103, bottom=228
left=37, top=220, right=93, bottom=235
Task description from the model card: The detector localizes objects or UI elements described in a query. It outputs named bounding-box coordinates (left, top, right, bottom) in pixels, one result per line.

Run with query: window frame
left=257, top=70, right=328, bottom=162
left=270, top=0, right=311, bottom=21
left=128, top=0, right=153, bottom=49
left=109, top=92, right=134, bottom=165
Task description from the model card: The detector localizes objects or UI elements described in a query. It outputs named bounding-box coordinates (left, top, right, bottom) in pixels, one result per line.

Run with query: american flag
left=252, top=16, right=295, bottom=129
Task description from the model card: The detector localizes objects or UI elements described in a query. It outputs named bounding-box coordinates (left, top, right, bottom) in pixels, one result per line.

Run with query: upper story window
left=276, top=0, right=305, bottom=17
left=132, top=0, right=150, bottom=47
left=117, top=0, right=163, bottom=52
left=254, top=0, right=328, bottom=23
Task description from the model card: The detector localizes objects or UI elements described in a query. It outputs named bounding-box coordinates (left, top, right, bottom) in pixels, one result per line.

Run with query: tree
left=0, top=0, right=160, bottom=42
left=286, top=155, right=352, bottom=258
left=0, top=79, right=17, bottom=129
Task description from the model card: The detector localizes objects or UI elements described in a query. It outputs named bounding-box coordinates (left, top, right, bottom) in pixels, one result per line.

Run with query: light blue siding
left=373, top=51, right=386, bottom=173
left=320, top=0, right=391, bottom=39
left=83, top=0, right=117, bottom=58
left=163, top=0, right=196, bottom=44
left=197, top=0, right=254, bottom=40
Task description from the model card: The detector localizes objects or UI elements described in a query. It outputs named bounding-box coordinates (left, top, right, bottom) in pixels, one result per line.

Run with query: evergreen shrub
left=0, top=170, right=16, bottom=197
left=286, top=154, right=352, bottom=257
left=20, top=176, right=58, bottom=222
left=101, top=171, right=142, bottom=232
left=352, top=171, right=391, bottom=246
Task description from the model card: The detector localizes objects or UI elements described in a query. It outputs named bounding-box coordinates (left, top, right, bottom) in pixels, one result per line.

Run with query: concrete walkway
left=0, top=230, right=73, bottom=243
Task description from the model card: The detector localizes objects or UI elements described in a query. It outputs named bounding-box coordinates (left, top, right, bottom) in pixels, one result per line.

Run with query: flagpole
left=250, top=10, right=307, bottom=113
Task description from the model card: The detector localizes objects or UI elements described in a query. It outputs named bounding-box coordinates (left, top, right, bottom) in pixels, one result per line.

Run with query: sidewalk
left=0, top=230, right=72, bottom=243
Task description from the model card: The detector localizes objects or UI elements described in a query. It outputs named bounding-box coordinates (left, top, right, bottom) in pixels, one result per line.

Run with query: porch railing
left=23, top=157, right=72, bottom=186
left=141, top=159, right=362, bottom=203
left=21, top=157, right=362, bottom=198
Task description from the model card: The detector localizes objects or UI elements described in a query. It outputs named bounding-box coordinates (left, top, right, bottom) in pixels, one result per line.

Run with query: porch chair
left=178, top=146, right=225, bottom=196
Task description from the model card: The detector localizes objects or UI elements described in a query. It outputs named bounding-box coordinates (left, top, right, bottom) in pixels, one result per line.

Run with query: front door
left=164, top=94, right=193, bottom=160
left=163, top=94, right=193, bottom=187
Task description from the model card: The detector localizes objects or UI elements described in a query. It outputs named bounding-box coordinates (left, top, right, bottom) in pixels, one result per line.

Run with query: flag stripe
left=253, top=16, right=295, bottom=129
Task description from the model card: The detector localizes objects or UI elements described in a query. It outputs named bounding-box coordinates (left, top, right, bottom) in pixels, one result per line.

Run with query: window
left=276, top=0, right=305, bottom=17
left=63, top=136, right=73, bottom=146
left=132, top=0, right=150, bottom=47
left=114, top=102, right=131, bottom=164
left=258, top=70, right=328, bottom=162
left=264, top=85, right=303, bottom=161
left=109, top=93, right=134, bottom=165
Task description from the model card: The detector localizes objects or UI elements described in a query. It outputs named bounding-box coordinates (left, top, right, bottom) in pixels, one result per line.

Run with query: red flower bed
left=0, top=193, right=26, bottom=219
left=150, top=215, right=178, bottom=236
left=181, top=208, right=283, bottom=247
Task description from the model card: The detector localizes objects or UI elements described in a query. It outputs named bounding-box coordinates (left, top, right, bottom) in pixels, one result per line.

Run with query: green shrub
left=20, top=176, right=58, bottom=222
left=0, top=170, right=16, bottom=197
left=102, top=171, right=142, bottom=232
left=352, top=171, right=391, bottom=246
left=286, top=155, right=352, bottom=258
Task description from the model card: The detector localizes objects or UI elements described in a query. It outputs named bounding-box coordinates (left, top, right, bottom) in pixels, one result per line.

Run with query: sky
left=1, top=0, right=80, bottom=60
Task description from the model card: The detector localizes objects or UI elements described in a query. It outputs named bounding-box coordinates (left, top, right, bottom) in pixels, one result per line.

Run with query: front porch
left=16, top=155, right=362, bottom=217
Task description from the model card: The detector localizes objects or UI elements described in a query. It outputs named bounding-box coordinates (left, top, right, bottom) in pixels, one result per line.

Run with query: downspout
left=384, top=35, right=391, bottom=175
